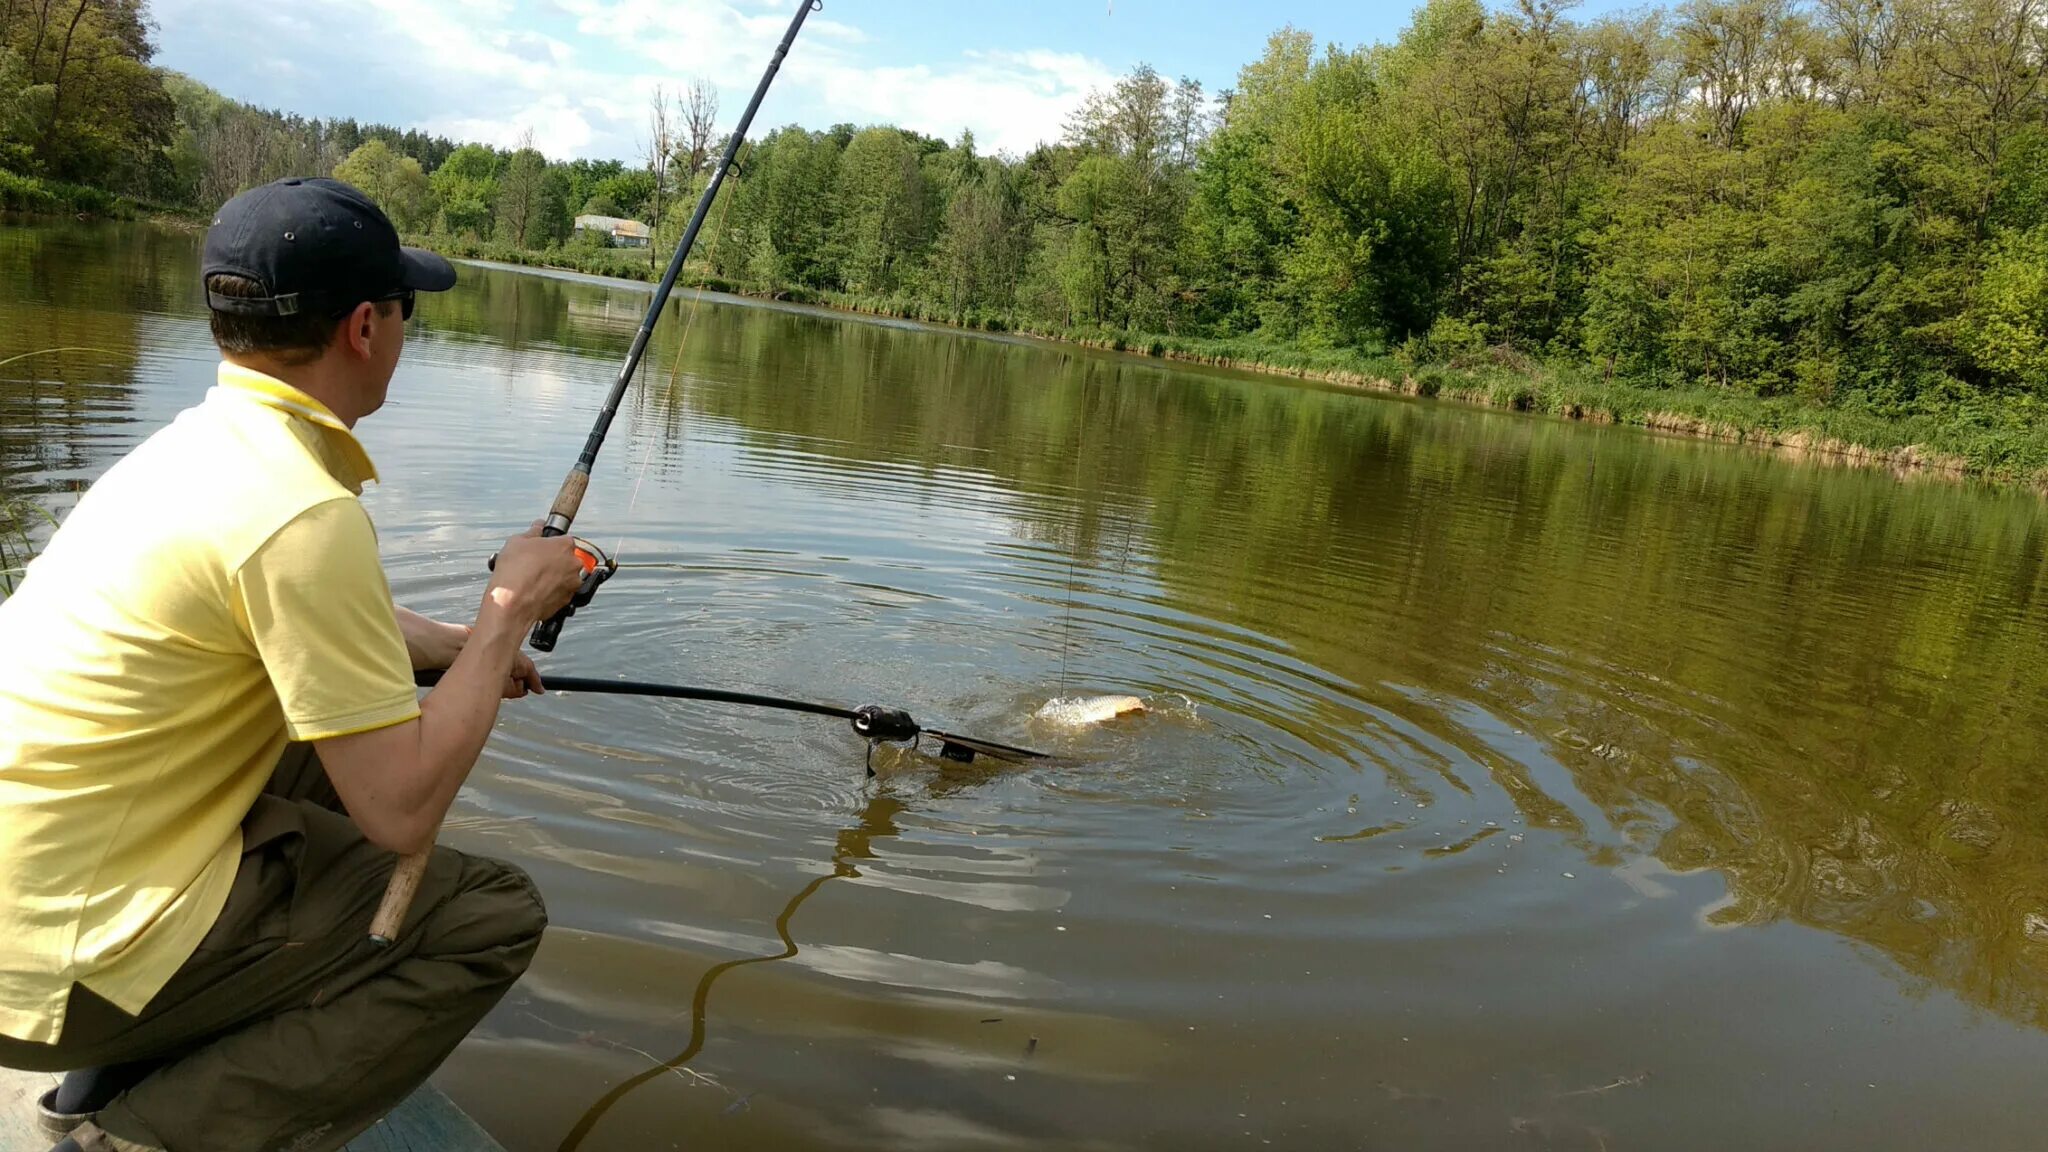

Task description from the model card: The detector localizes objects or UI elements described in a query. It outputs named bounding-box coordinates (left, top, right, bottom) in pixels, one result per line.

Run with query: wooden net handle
left=370, top=849, right=429, bottom=945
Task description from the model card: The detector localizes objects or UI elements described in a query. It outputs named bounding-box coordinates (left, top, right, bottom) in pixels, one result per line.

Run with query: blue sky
left=148, top=0, right=1622, bottom=162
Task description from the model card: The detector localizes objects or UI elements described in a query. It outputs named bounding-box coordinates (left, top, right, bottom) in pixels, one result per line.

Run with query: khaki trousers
left=0, top=745, right=546, bottom=1151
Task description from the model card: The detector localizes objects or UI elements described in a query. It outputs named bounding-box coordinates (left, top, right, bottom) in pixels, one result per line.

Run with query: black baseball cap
left=202, top=177, right=456, bottom=318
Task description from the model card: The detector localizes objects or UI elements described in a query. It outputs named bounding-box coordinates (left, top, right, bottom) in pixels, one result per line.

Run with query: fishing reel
left=851, top=705, right=919, bottom=744
left=851, top=705, right=918, bottom=776
left=532, top=537, right=616, bottom=652
left=489, top=537, right=617, bottom=653
left=850, top=705, right=1036, bottom=774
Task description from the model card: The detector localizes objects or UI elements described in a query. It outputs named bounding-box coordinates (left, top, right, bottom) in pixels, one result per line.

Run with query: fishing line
left=612, top=170, right=741, bottom=560
left=1056, top=381, right=1087, bottom=698
left=0, top=346, right=118, bottom=371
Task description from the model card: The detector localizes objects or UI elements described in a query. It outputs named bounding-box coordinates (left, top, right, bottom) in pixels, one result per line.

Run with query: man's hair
left=205, top=274, right=392, bottom=365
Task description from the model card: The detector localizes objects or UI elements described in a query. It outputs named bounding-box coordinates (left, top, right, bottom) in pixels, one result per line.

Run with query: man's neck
left=224, top=354, right=362, bottom=428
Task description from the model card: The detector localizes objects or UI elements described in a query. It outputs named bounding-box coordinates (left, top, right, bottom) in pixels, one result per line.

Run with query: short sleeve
left=232, top=498, right=421, bottom=741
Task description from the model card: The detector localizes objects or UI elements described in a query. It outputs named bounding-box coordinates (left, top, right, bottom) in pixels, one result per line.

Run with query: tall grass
left=1095, top=337, right=2048, bottom=480
left=0, top=490, right=50, bottom=596
left=0, top=169, right=127, bottom=217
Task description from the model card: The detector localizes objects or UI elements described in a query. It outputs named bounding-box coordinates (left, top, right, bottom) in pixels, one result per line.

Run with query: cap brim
left=398, top=246, right=458, bottom=292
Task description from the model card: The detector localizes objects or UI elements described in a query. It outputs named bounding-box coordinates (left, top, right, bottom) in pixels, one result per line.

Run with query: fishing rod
left=370, top=0, right=822, bottom=946
left=410, top=669, right=1050, bottom=767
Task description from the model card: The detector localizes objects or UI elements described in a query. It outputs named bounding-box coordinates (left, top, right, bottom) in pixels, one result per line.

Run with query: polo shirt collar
left=210, top=362, right=379, bottom=491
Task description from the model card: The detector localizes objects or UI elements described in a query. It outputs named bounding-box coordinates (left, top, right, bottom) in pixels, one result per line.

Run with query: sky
left=145, top=0, right=1621, bottom=164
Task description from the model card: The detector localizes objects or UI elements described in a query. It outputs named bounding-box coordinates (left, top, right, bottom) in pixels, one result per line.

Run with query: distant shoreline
left=3, top=207, right=2017, bottom=488
left=438, top=241, right=2038, bottom=491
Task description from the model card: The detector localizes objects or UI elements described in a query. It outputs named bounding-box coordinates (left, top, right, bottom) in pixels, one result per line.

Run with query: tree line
left=696, top=0, right=2047, bottom=410
left=3, top=0, right=2045, bottom=411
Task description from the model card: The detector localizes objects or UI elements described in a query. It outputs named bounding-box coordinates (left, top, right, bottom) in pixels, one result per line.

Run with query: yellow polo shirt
left=0, top=362, right=420, bottom=1043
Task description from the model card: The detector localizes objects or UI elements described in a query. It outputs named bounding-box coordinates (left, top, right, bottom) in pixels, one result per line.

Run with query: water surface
left=7, top=219, right=2048, bottom=1150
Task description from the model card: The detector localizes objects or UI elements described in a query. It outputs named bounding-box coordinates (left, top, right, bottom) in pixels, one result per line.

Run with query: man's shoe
left=34, top=1087, right=92, bottom=1139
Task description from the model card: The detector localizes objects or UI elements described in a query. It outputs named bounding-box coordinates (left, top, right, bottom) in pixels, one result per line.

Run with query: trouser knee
left=424, top=852, right=548, bottom=988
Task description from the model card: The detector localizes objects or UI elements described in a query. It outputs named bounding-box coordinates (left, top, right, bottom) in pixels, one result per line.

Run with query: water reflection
left=559, top=789, right=909, bottom=1150
left=0, top=220, right=183, bottom=499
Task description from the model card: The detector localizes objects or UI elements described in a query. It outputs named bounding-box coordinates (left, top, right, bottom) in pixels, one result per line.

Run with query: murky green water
left=8, top=219, right=2048, bottom=1150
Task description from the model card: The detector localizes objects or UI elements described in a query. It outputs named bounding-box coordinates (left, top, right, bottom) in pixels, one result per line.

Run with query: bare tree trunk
left=24, top=0, right=56, bottom=72
left=0, top=0, right=25, bottom=50
left=497, top=129, right=539, bottom=247
left=646, top=85, right=674, bottom=269
left=683, top=77, right=718, bottom=179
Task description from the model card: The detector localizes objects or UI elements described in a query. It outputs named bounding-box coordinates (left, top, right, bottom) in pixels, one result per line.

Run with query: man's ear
left=337, top=301, right=378, bottom=361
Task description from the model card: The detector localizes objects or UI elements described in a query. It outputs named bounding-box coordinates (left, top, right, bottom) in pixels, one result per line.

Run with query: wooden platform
left=0, top=1066, right=502, bottom=1151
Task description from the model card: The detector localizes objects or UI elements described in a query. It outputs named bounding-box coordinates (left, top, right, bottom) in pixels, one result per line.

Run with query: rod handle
left=370, top=849, right=429, bottom=946
left=547, top=468, right=589, bottom=532
left=532, top=465, right=592, bottom=650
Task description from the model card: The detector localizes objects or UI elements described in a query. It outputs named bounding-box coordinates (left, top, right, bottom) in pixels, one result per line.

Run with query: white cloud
left=560, top=0, right=1112, bottom=154
left=426, top=96, right=599, bottom=158
left=153, top=0, right=1112, bottom=161
left=802, top=50, right=1118, bottom=154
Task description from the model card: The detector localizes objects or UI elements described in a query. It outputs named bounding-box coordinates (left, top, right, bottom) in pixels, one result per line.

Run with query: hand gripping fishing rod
left=369, top=0, right=822, bottom=947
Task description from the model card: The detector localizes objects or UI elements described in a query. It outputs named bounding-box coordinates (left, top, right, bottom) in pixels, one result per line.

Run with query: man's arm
left=395, top=603, right=545, bottom=698
left=313, top=531, right=583, bottom=854
left=394, top=605, right=468, bottom=671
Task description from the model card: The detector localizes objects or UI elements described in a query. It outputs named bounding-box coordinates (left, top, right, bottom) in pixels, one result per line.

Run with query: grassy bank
left=1034, top=333, right=2048, bottom=483
left=425, top=237, right=2048, bottom=485
left=0, top=169, right=132, bottom=217
left=420, top=235, right=688, bottom=285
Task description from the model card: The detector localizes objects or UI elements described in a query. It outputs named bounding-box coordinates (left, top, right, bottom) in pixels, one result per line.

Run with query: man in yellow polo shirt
left=0, top=178, right=587, bottom=1152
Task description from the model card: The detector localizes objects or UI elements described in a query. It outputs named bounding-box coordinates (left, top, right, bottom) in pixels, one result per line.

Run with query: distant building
left=573, top=214, right=652, bottom=248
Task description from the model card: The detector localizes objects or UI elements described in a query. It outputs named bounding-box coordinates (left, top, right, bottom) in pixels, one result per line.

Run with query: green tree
left=0, top=46, right=47, bottom=171
left=333, top=139, right=430, bottom=231
left=0, top=0, right=173, bottom=190
left=720, top=125, right=843, bottom=289
left=744, top=220, right=781, bottom=295
left=1182, top=29, right=1313, bottom=336
left=535, top=162, right=574, bottom=248
left=835, top=127, right=932, bottom=293
left=493, top=142, right=548, bottom=248
left=430, top=143, right=500, bottom=237
left=931, top=156, right=1025, bottom=314
left=1962, top=225, right=2048, bottom=388
left=1059, top=65, right=1205, bottom=330
left=585, top=169, right=654, bottom=218
left=561, top=157, right=625, bottom=217
left=14, top=0, right=2040, bottom=428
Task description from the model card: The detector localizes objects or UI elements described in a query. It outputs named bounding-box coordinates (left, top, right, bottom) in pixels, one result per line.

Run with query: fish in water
left=1034, top=695, right=1147, bottom=727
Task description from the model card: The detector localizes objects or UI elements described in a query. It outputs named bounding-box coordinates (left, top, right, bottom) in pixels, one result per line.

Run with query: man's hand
left=489, top=526, right=586, bottom=625
left=506, top=650, right=545, bottom=700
